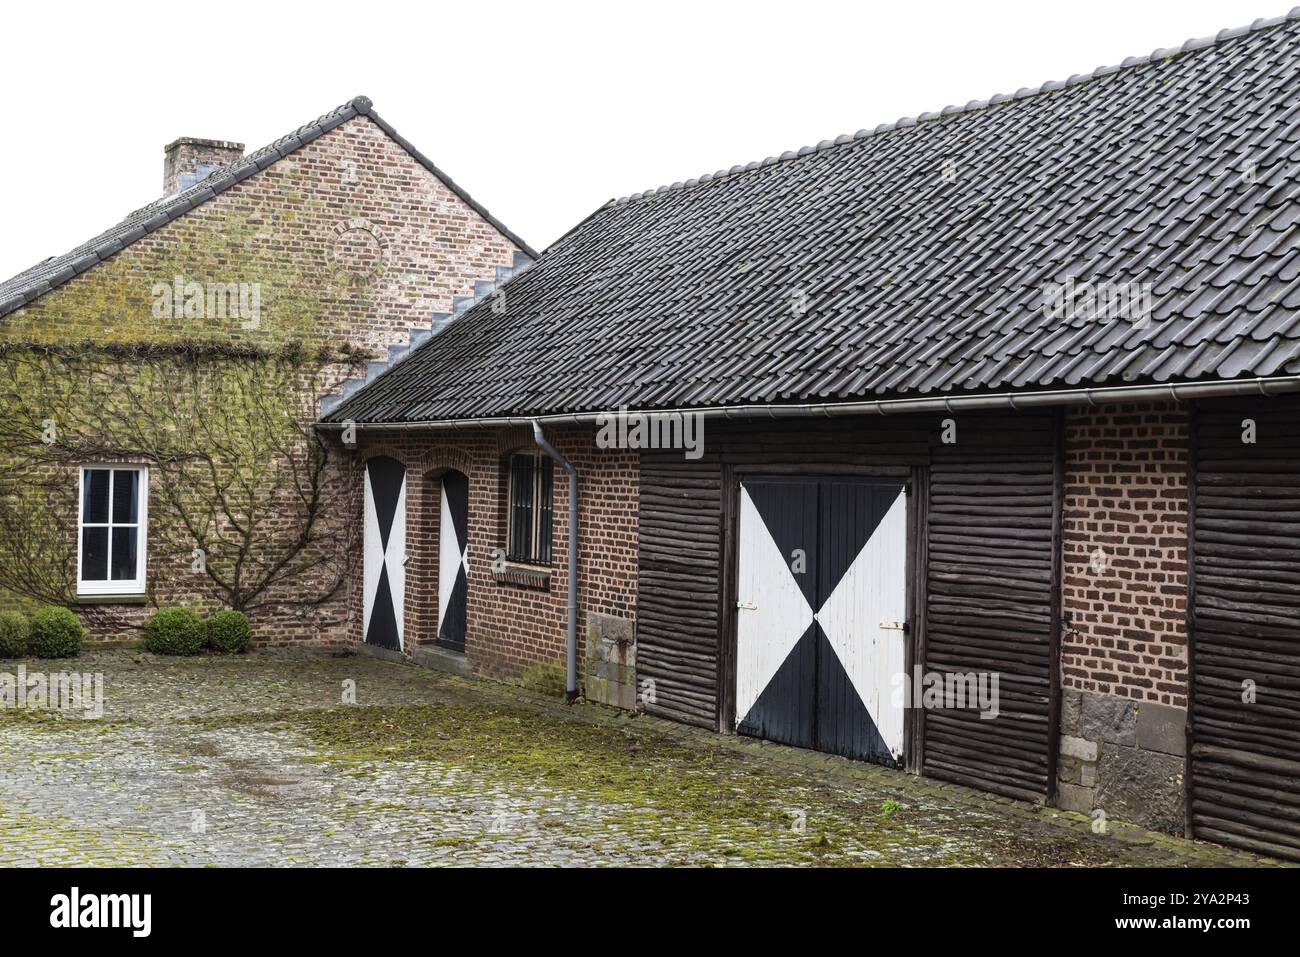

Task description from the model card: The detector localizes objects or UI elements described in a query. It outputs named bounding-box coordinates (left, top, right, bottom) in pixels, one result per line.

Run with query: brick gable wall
left=3, top=115, right=519, bottom=355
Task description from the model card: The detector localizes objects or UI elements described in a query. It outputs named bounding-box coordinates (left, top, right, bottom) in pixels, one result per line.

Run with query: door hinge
left=880, top=619, right=905, bottom=631
left=737, top=600, right=757, bottom=611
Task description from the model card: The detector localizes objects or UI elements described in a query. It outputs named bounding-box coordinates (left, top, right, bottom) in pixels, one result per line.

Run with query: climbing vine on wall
left=0, top=206, right=379, bottom=626
left=0, top=346, right=365, bottom=619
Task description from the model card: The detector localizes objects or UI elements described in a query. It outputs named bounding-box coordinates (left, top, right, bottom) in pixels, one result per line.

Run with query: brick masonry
left=339, top=426, right=640, bottom=684
left=1, top=112, right=522, bottom=646
left=1058, top=401, right=1190, bottom=832
left=163, top=137, right=246, bottom=197
left=5, top=114, right=522, bottom=357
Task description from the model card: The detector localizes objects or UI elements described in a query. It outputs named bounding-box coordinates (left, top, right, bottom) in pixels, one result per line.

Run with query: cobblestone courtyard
left=0, top=651, right=1279, bottom=867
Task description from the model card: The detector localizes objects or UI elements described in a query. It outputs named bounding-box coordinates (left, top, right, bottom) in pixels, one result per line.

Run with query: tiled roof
left=328, top=11, right=1300, bottom=425
left=0, top=97, right=536, bottom=318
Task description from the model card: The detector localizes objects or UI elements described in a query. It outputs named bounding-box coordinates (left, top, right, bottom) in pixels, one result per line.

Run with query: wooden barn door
left=734, top=476, right=907, bottom=764
left=437, top=470, right=469, bottom=652
left=1191, top=399, right=1300, bottom=861
left=735, top=479, right=818, bottom=750
left=363, top=456, right=406, bottom=651
left=818, top=480, right=909, bottom=762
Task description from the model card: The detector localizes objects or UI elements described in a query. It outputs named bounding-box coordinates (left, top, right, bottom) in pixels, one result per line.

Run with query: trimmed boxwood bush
left=207, top=610, right=251, bottom=654
left=0, top=611, right=30, bottom=658
left=28, top=607, right=84, bottom=659
left=144, top=607, right=206, bottom=656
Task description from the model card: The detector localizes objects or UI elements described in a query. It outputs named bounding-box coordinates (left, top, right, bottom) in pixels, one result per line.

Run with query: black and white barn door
left=735, top=480, right=819, bottom=750
left=437, top=470, right=469, bottom=652
left=363, top=456, right=406, bottom=650
left=735, top=478, right=907, bottom=764
left=816, top=481, right=908, bottom=763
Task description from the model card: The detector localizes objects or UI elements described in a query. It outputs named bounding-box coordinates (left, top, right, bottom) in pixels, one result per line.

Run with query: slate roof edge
left=0, top=95, right=535, bottom=320
left=608, top=9, right=1300, bottom=206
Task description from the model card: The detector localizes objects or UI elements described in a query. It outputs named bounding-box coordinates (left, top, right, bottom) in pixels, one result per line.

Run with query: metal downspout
left=532, top=420, right=579, bottom=702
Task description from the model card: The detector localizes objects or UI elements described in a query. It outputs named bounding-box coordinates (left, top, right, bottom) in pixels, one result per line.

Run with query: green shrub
left=144, top=607, right=206, bottom=656
left=0, top=611, right=30, bottom=658
left=207, top=610, right=251, bottom=654
left=28, top=607, right=84, bottom=659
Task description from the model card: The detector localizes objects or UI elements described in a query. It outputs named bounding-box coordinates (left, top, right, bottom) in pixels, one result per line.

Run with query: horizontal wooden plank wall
left=920, top=413, right=1060, bottom=803
left=635, top=413, right=1061, bottom=796
left=637, top=450, right=724, bottom=727
left=1191, top=397, right=1300, bottom=861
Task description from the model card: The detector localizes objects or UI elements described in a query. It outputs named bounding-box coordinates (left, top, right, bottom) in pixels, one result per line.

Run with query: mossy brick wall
left=0, top=354, right=367, bottom=644
left=338, top=427, right=639, bottom=678
left=2, top=113, right=520, bottom=354
left=0, top=113, right=522, bottom=644
left=1061, top=402, right=1190, bottom=707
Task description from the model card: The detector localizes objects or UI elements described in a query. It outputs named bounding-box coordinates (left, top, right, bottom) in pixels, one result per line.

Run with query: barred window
left=506, top=452, right=553, bottom=565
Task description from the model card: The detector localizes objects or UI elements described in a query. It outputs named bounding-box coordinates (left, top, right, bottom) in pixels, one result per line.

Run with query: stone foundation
left=1057, top=688, right=1187, bottom=833
left=583, top=611, right=637, bottom=710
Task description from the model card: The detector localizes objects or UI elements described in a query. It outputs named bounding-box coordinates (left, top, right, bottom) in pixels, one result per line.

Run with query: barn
left=321, top=12, right=1300, bottom=860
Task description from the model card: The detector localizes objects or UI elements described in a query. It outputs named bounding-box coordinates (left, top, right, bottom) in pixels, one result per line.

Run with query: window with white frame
left=77, top=466, right=148, bottom=596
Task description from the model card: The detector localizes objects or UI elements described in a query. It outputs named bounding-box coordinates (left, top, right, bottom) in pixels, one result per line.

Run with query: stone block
left=583, top=612, right=637, bottom=710
left=1057, top=782, right=1096, bottom=813
left=1136, top=701, right=1187, bottom=756
left=1096, top=745, right=1185, bottom=834
left=1080, top=692, right=1137, bottom=746
left=1057, top=754, right=1081, bottom=785
left=1060, top=688, right=1082, bottom=736
left=1060, top=734, right=1098, bottom=761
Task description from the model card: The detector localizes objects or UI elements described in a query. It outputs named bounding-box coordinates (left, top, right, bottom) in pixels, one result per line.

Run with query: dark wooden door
left=363, top=456, right=406, bottom=650
left=437, top=470, right=469, bottom=652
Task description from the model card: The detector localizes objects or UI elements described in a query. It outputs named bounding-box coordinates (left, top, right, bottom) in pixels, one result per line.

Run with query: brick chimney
left=163, top=137, right=244, bottom=196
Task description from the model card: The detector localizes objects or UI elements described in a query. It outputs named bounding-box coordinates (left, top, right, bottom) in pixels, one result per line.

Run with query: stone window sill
left=76, top=594, right=149, bottom=605
left=491, top=561, right=551, bottom=589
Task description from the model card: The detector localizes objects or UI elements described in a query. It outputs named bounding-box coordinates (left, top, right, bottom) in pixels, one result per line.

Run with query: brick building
left=0, top=96, right=532, bottom=643
left=323, top=15, right=1300, bottom=860
left=3, top=19, right=1299, bottom=861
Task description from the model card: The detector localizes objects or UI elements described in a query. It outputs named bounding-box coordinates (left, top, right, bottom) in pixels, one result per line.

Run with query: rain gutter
left=314, top=375, right=1300, bottom=433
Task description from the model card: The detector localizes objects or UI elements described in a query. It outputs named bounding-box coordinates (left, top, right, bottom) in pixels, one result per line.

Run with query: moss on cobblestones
left=0, top=709, right=125, bottom=733
left=203, top=701, right=1109, bottom=866
left=0, top=652, right=1279, bottom=867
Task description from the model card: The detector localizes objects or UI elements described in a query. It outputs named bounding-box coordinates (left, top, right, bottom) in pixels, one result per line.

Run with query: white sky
left=0, top=0, right=1280, bottom=279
